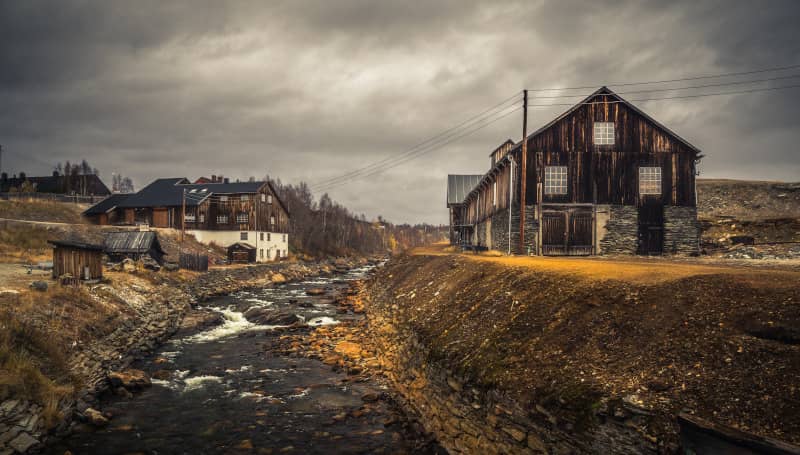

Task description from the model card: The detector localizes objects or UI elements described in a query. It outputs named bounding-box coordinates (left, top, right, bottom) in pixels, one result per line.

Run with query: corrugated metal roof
left=83, top=194, right=131, bottom=215
left=103, top=231, right=165, bottom=254
left=447, top=175, right=483, bottom=206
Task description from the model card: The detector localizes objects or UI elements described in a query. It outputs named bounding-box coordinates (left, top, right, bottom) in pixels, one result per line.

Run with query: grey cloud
left=0, top=0, right=799, bottom=223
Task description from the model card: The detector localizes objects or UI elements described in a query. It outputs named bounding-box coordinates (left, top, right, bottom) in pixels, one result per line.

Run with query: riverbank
left=0, top=257, right=374, bottom=454
left=360, top=248, right=800, bottom=453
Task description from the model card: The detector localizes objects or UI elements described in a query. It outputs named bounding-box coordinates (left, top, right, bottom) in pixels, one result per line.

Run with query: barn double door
left=541, top=209, right=593, bottom=256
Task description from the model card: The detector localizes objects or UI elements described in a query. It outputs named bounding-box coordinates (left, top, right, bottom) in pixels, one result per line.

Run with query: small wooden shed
left=103, top=231, right=166, bottom=264
left=48, top=240, right=104, bottom=280
left=227, top=242, right=257, bottom=263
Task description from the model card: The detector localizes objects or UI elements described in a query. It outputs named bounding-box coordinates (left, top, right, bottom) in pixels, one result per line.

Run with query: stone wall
left=599, top=205, right=639, bottom=255
left=663, top=206, right=700, bottom=255
left=473, top=204, right=538, bottom=255
left=367, top=309, right=659, bottom=454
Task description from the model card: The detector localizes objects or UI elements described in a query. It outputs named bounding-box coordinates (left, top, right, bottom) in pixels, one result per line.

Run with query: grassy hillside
left=0, top=199, right=88, bottom=224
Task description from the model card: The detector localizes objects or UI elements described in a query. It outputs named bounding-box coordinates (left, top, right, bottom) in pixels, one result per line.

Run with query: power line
left=526, top=83, right=800, bottom=108
left=309, top=91, right=522, bottom=189
left=525, top=63, right=800, bottom=92
left=523, top=73, right=800, bottom=100
left=313, top=103, right=522, bottom=192
left=314, top=105, right=524, bottom=193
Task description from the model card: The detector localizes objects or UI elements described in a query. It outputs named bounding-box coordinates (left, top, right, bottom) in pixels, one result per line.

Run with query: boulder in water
left=306, top=288, right=326, bottom=296
left=244, top=307, right=299, bottom=325
left=108, top=369, right=151, bottom=390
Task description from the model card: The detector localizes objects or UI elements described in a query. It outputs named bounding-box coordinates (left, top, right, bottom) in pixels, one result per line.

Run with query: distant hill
left=697, top=179, right=800, bottom=221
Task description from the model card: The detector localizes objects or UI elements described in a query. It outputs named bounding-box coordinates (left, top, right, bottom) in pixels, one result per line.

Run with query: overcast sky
left=1, top=1, right=798, bottom=224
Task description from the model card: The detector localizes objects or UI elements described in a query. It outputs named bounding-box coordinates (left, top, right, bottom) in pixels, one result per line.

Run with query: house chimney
left=223, top=177, right=230, bottom=184
left=211, top=174, right=217, bottom=183
left=53, top=170, right=60, bottom=177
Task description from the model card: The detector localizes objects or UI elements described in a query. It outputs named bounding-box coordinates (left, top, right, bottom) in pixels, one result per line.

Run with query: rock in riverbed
left=306, top=288, right=327, bottom=296
left=244, top=307, right=300, bottom=325
left=84, top=408, right=109, bottom=427
left=108, top=369, right=152, bottom=390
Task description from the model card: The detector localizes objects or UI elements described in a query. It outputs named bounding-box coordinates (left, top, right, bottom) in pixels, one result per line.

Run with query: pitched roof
left=116, top=178, right=267, bottom=209
left=47, top=240, right=105, bottom=251
left=83, top=194, right=131, bottom=215
left=510, top=86, right=701, bottom=155
left=447, top=175, right=483, bottom=206
left=103, top=231, right=165, bottom=254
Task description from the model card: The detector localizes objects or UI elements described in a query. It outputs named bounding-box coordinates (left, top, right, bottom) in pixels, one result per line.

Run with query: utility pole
left=519, top=90, right=528, bottom=254
left=181, top=189, right=186, bottom=244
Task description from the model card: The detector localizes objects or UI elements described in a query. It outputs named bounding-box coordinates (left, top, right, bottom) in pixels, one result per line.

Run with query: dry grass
left=0, top=284, right=126, bottom=427
left=0, top=224, right=52, bottom=262
left=0, top=199, right=87, bottom=224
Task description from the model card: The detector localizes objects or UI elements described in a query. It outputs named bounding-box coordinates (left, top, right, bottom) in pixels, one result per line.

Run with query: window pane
left=544, top=166, right=568, bottom=195
left=639, top=167, right=662, bottom=195
left=593, top=122, right=615, bottom=145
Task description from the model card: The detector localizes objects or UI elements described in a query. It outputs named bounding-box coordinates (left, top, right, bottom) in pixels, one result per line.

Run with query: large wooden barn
left=450, top=86, right=702, bottom=256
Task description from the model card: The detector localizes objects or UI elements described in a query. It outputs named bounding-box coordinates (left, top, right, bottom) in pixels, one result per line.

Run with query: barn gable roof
left=510, top=86, right=701, bottom=155
left=115, top=178, right=272, bottom=209
left=103, top=231, right=165, bottom=255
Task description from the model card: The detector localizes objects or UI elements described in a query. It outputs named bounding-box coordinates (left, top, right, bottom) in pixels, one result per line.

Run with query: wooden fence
left=0, top=192, right=106, bottom=204
left=179, top=253, right=209, bottom=272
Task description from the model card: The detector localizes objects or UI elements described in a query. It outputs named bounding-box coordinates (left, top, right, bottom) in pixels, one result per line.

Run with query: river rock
left=108, top=369, right=152, bottom=390
left=84, top=408, right=109, bottom=427
left=306, top=288, right=326, bottom=296
left=271, top=273, right=287, bottom=284
left=334, top=341, right=362, bottom=358
left=244, top=307, right=299, bottom=325
left=30, top=280, right=48, bottom=292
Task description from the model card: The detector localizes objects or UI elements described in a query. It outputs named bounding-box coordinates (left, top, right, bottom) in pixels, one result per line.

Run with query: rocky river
left=48, top=265, right=438, bottom=454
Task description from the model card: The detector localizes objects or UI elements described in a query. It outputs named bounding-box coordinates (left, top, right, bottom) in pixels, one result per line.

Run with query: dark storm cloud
left=1, top=0, right=799, bottom=223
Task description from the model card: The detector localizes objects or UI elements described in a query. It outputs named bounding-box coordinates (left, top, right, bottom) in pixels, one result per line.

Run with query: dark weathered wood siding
left=464, top=93, right=698, bottom=225
left=52, top=247, right=103, bottom=280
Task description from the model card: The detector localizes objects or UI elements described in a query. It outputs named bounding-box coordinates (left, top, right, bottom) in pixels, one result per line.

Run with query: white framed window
left=261, top=194, right=266, bottom=202
left=283, top=234, right=286, bottom=242
left=199, top=214, right=205, bottom=223
left=267, top=194, right=273, bottom=204
left=184, top=213, right=196, bottom=222
left=260, top=232, right=264, bottom=241
left=216, top=215, right=228, bottom=224
left=236, top=212, right=249, bottom=223
left=240, top=232, right=248, bottom=240
left=544, top=166, right=568, bottom=195
left=219, top=195, right=229, bottom=202
left=639, top=167, right=662, bottom=195
left=593, top=122, right=615, bottom=145
left=240, top=194, right=250, bottom=201
left=492, top=181, right=497, bottom=206
left=260, top=249, right=264, bottom=259
left=267, top=233, right=271, bottom=241
left=270, top=215, right=275, bottom=226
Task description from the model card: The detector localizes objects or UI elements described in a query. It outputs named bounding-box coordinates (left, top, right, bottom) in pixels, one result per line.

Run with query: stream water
left=50, top=266, right=430, bottom=454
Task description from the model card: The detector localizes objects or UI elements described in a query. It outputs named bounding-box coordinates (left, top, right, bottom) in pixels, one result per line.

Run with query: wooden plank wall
left=52, top=247, right=103, bottom=279
left=181, top=185, right=290, bottom=232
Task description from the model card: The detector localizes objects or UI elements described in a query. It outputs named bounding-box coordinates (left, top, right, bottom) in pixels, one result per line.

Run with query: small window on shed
left=544, top=166, right=568, bottom=195
left=240, top=232, right=248, bottom=241
left=593, top=122, right=615, bottom=145
left=216, top=215, right=228, bottom=224
left=639, top=167, right=662, bottom=195
left=236, top=212, right=249, bottom=223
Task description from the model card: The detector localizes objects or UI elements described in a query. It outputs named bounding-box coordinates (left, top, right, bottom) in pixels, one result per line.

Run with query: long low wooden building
left=449, top=86, right=702, bottom=256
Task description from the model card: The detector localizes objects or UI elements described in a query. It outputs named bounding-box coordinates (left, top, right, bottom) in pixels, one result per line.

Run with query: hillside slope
left=697, top=179, right=800, bottom=220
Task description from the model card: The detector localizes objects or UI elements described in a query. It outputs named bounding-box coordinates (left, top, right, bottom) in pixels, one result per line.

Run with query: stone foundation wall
left=599, top=205, right=639, bottom=255
left=368, top=309, right=659, bottom=454
left=663, top=206, right=700, bottom=255
left=473, top=204, right=538, bottom=255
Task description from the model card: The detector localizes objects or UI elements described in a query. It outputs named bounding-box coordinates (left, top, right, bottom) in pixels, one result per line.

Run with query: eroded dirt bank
left=361, top=251, right=800, bottom=453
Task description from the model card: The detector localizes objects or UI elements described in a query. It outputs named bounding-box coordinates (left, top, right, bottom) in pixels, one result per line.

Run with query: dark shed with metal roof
left=103, top=231, right=166, bottom=264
